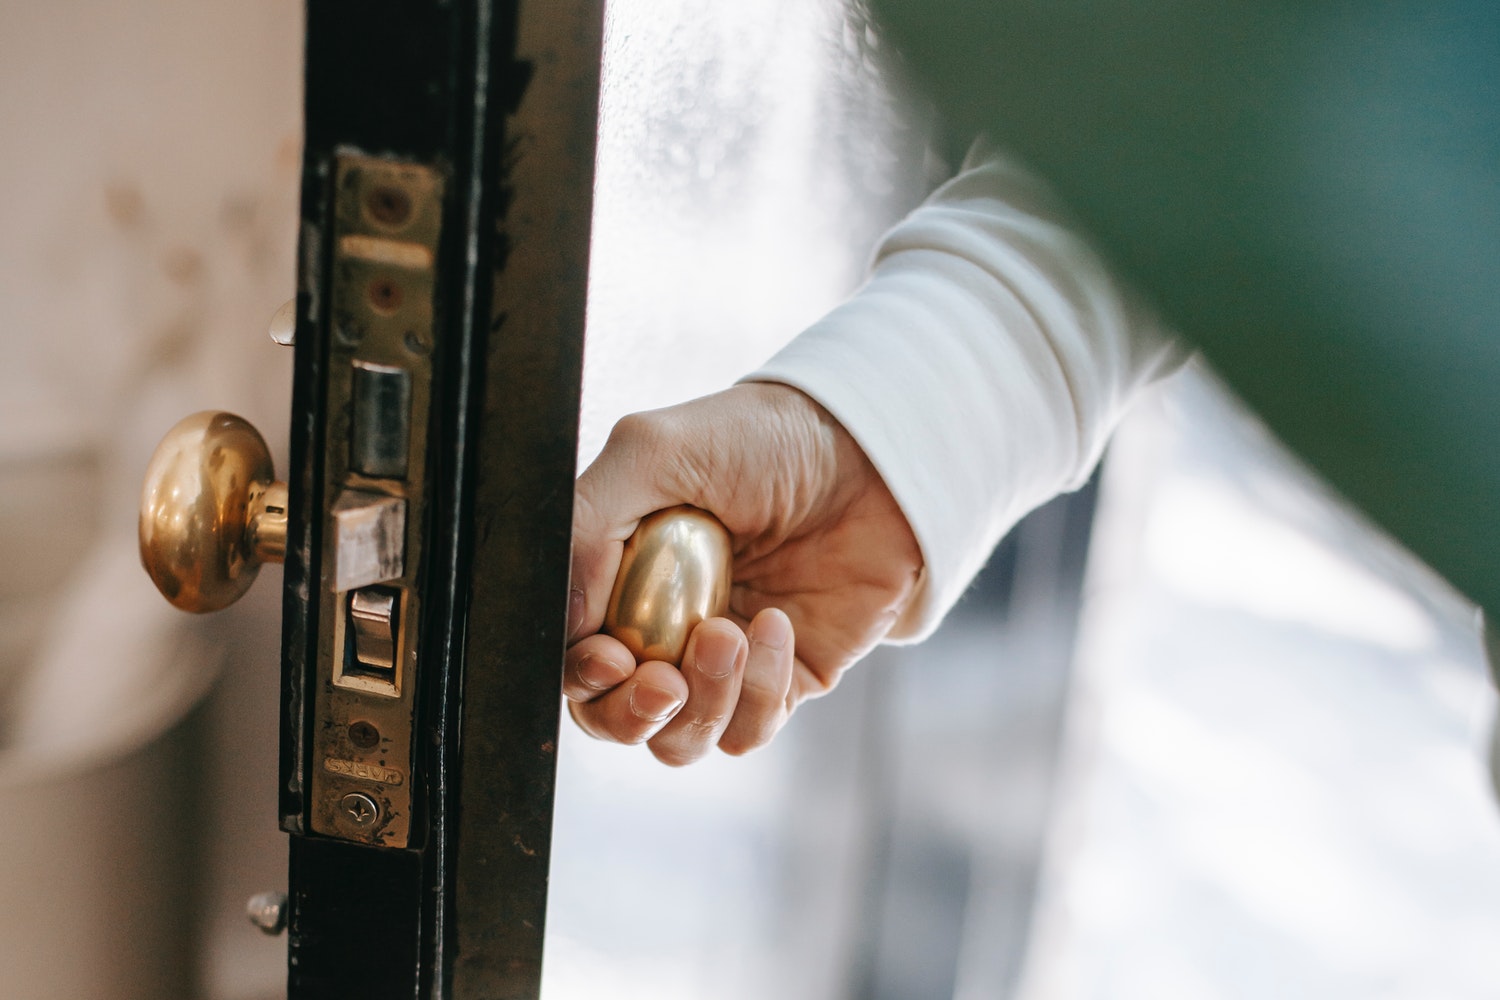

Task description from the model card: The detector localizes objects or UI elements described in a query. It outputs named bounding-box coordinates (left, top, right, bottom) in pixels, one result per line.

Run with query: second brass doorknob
left=603, top=506, right=733, bottom=666
left=139, top=411, right=287, bottom=613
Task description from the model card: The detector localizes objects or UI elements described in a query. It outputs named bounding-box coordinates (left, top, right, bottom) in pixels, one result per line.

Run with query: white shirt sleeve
left=745, top=142, right=1188, bottom=641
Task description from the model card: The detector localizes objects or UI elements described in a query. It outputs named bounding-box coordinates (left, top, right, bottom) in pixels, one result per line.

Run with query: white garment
left=748, top=144, right=1187, bottom=640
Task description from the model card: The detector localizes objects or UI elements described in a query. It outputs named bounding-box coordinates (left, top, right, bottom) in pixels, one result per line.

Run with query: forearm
left=747, top=145, right=1184, bottom=639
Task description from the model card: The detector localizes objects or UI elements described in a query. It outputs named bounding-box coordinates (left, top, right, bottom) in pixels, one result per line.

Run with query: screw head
left=366, top=184, right=413, bottom=227
left=366, top=275, right=403, bottom=315
left=348, top=720, right=380, bottom=749
left=340, top=792, right=381, bottom=828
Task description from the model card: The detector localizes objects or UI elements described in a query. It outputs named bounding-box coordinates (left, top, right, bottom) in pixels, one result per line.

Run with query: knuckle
left=649, top=742, right=701, bottom=768
left=569, top=701, right=659, bottom=748
left=678, top=713, right=729, bottom=738
left=717, top=732, right=761, bottom=757
left=647, top=710, right=730, bottom=766
left=737, top=673, right=783, bottom=703
left=609, top=410, right=676, bottom=454
left=719, top=715, right=779, bottom=756
left=605, top=407, right=710, bottom=502
left=567, top=702, right=608, bottom=741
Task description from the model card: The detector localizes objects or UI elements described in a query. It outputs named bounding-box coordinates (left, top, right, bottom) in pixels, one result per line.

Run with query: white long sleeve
left=746, top=144, right=1187, bottom=641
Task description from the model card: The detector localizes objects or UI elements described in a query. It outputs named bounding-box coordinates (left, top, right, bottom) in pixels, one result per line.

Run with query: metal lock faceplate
left=310, top=154, right=444, bottom=848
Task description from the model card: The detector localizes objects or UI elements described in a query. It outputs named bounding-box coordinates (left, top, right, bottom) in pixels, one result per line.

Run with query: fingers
left=562, top=632, right=636, bottom=704
left=719, top=608, right=795, bottom=755
left=565, top=611, right=799, bottom=762
left=566, top=632, right=689, bottom=746
left=646, top=618, right=748, bottom=766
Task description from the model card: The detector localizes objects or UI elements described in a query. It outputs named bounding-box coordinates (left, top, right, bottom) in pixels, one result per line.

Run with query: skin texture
left=566, top=382, right=922, bottom=765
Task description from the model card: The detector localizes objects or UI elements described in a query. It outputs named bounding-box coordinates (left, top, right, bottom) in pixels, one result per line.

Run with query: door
left=283, top=3, right=604, bottom=995
left=139, top=2, right=604, bottom=996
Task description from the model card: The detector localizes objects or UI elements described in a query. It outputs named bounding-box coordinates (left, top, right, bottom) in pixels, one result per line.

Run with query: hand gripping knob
left=139, top=411, right=287, bottom=613
left=603, top=506, right=733, bottom=666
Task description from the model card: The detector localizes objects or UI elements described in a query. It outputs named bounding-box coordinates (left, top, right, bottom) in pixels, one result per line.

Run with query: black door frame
left=280, top=3, right=603, bottom=996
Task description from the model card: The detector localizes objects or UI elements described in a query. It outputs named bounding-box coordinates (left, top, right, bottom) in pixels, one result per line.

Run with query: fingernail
left=567, top=587, right=585, bottom=639
left=694, top=629, right=740, bottom=679
left=749, top=610, right=790, bottom=652
left=629, top=683, right=683, bottom=722
left=576, top=654, right=620, bottom=692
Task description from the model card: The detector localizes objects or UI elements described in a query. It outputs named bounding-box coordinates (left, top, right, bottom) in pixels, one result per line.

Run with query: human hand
left=566, top=382, right=922, bottom=765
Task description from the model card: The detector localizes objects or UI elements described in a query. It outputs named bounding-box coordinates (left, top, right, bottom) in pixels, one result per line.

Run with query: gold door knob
left=604, top=506, right=733, bottom=666
left=139, top=411, right=288, bottom=613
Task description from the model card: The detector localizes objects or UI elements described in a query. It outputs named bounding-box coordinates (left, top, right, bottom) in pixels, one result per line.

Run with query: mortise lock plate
left=308, top=154, right=445, bottom=848
left=136, top=159, right=438, bottom=848
left=137, top=155, right=443, bottom=849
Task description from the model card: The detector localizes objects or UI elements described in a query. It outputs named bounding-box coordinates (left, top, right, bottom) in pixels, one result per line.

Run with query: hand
left=566, top=382, right=922, bottom=765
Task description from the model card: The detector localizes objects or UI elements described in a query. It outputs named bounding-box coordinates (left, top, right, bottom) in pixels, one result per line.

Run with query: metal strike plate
left=310, top=155, right=444, bottom=849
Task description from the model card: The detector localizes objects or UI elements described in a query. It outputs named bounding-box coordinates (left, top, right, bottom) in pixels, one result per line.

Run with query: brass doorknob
left=139, top=411, right=288, bottom=613
left=603, top=506, right=733, bottom=666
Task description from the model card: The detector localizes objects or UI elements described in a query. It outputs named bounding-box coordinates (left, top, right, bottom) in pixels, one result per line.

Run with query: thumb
left=569, top=411, right=704, bottom=642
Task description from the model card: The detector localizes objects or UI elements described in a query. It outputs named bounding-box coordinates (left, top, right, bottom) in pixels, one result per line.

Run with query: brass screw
left=366, top=184, right=413, bottom=228
left=367, top=276, right=403, bottom=315
left=348, top=721, right=380, bottom=749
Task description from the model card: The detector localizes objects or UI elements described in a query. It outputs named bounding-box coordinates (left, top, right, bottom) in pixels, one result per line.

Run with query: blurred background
left=1, top=1, right=1496, bottom=998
